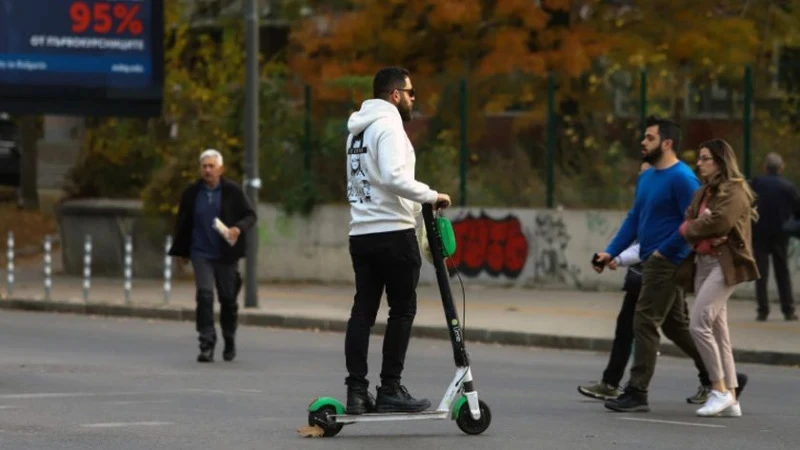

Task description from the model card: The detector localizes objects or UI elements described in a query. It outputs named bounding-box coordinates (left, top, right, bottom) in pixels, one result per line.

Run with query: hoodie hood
left=347, top=99, right=401, bottom=135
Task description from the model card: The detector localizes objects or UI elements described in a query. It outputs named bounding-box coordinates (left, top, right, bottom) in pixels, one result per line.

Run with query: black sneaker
left=346, top=385, right=375, bottom=415
left=223, top=337, right=236, bottom=362
left=375, top=383, right=431, bottom=413
left=604, top=386, right=650, bottom=412
left=197, top=348, right=214, bottom=363
left=735, top=372, right=748, bottom=398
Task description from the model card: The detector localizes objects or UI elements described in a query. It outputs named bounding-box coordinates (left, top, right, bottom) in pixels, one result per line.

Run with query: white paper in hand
left=213, top=218, right=235, bottom=246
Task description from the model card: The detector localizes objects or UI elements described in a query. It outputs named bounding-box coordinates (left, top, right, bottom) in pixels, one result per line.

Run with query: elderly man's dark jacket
left=168, top=177, right=257, bottom=263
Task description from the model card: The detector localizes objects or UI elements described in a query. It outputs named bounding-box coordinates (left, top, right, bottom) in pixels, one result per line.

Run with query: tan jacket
left=674, top=180, right=760, bottom=293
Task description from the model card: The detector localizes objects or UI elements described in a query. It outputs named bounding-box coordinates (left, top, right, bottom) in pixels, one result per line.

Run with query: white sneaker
left=718, top=402, right=742, bottom=417
left=696, top=390, right=735, bottom=417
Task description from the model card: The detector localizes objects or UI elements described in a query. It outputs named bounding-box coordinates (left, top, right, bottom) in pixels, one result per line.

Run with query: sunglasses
left=392, top=88, right=415, bottom=97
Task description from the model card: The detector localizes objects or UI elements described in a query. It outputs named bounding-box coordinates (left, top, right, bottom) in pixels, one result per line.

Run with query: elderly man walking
left=169, top=149, right=257, bottom=362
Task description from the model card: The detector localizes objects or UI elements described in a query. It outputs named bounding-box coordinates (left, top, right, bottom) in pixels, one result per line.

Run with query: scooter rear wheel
left=456, top=399, right=492, bottom=435
left=308, top=406, right=344, bottom=437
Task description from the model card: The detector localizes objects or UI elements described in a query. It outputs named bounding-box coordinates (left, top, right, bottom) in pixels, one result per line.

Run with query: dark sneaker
left=223, top=338, right=236, bottom=362
left=197, top=348, right=214, bottom=363
left=786, top=313, right=798, bottom=321
left=375, top=384, right=431, bottom=413
left=686, top=385, right=711, bottom=404
left=756, top=313, right=768, bottom=322
left=735, top=372, right=748, bottom=399
left=604, top=386, right=649, bottom=412
left=346, top=386, right=375, bottom=415
left=578, top=381, right=622, bottom=401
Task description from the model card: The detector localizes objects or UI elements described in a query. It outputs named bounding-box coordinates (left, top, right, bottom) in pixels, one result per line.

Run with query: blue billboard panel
left=0, top=0, right=164, bottom=117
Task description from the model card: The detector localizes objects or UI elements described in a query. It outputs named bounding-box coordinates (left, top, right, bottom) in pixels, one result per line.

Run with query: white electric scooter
left=305, top=203, right=492, bottom=437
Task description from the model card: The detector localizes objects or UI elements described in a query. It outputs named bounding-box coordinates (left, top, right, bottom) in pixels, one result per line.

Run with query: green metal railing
left=291, top=65, right=762, bottom=209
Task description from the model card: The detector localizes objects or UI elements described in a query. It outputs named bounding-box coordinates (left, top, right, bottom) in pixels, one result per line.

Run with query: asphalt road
left=0, top=311, right=797, bottom=450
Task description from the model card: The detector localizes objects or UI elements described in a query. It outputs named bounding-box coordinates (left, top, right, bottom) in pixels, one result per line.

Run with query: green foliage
left=67, top=2, right=302, bottom=221
left=65, top=2, right=800, bottom=213
left=64, top=118, right=160, bottom=199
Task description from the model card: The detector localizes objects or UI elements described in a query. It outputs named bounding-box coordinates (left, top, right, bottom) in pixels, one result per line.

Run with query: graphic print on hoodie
left=347, top=132, right=371, bottom=203
left=345, top=99, right=439, bottom=236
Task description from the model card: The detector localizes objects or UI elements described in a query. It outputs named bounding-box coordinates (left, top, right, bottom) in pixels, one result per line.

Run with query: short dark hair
left=644, top=115, right=682, bottom=152
left=373, top=67, right=410, bottom=99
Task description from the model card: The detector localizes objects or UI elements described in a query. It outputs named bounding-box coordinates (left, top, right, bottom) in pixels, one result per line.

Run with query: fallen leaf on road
left=296, top=425, right=325, bottom=438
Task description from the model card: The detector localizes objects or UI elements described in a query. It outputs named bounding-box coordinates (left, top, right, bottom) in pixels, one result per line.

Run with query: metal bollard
left=6, top=231, right=14, bottom=297
left=43, top=235, right=52, bottom=301
left=163, top=235, right=172, bottom=304
left=83, top=234, right=92, bottom=302
left=123, top=235, right=132, bottom=304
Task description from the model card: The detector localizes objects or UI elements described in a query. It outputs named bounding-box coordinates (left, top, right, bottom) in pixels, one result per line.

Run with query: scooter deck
left=333, top=410, right=450, bottom=423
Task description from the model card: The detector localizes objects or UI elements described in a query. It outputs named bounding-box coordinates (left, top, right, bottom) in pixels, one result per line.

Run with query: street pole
left=244, top=0, right=260, bottom=308
left=743, top=65, right=752, bottom=180
left=546, top=73, right=555, bottom=209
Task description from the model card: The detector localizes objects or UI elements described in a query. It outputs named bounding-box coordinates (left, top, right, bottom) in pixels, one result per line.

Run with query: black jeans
left=628, top=255, right=710, bottom=391
left=345, top=228, right=421, bottom=388
left=191, top=256, right=242, bottom=350
left=754, top=234, right=796, bottom=316
left=602, top=279, right=639, bottom=387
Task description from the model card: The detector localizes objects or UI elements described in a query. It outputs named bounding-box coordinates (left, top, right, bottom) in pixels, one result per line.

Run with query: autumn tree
left=287, top=0, right=620, bottom=206
left=286, top=1, right=800, bottom=207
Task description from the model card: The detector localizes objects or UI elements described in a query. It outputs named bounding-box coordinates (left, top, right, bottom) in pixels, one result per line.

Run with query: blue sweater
left=191, top=182, right=224, bottom=260
left=606, top=162, right=700, bottom=265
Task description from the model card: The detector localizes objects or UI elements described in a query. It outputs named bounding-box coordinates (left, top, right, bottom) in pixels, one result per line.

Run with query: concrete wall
left=57, top=199, right=172, bottom=278
left=254, top=204, right=800, bottom=300
left=56, top=200, right=800, bottom=300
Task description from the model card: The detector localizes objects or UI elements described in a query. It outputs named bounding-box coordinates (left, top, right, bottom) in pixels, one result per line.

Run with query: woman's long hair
left=698, top=138, right=759, bottom=222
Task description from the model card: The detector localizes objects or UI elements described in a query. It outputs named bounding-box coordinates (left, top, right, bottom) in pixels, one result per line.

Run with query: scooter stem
left=422, top=203, right=470, bottom=369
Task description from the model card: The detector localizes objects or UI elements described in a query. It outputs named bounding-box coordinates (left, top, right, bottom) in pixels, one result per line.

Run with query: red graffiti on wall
left=447, top=212, right=529, bottom=278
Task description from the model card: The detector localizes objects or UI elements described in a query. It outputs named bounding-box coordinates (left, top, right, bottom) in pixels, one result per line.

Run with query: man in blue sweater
left=594, top=116, right=713, bottom=412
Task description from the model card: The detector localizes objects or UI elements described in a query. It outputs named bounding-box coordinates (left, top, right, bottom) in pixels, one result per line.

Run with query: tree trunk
left=18, top=116, right=39, bottom=210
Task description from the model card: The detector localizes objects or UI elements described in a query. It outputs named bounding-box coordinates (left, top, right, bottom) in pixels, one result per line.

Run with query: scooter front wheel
left=455, top=399, right=492, bottom=435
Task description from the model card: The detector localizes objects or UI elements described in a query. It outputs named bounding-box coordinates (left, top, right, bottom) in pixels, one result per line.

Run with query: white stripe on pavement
left=80, top=421, right=173, bottom=428
left=102, top=400, right=174, bottom=406
left=617, top=417, right=726, bottom=428
left=0, top=389, right=202, bottom=400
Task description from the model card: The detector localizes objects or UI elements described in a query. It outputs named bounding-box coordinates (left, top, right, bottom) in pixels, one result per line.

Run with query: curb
left=3, top=298, right=799, bottom=368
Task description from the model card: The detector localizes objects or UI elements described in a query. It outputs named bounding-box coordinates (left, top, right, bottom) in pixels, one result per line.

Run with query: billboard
left=0, top=0, right=164, bottom=117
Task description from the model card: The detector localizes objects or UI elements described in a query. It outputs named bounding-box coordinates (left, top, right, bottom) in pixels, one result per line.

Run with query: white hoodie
left=345, top=99, right=439, bottom=236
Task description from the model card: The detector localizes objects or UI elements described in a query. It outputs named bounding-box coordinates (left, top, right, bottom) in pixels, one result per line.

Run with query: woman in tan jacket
left=677, top=138, right=760, bottom=418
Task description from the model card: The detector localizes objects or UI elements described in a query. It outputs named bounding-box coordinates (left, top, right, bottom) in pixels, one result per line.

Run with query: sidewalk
left=2, top=270, right=798, bottom=368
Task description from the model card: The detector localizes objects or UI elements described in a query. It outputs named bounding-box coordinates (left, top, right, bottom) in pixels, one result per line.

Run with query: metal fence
left=267, top=64, right=798, bottom=211
left=4, top=231, right=173, bottom=304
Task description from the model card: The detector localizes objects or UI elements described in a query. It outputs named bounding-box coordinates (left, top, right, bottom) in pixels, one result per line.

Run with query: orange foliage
left=287, top=0, right=612, bottom=114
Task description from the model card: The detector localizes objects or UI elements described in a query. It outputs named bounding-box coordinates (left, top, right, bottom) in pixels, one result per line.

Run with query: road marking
left=185, top=388, right=264, bottom=396
left=102, top=400, right=173, bottom=405
left=617, top=417, right=726, bottom=428
left=0, top=405, right=18, bottom=410
left=80, top=421, right=173, bottom=428
left=0, top=390, right=192, bottom=400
